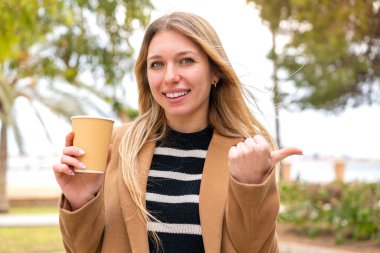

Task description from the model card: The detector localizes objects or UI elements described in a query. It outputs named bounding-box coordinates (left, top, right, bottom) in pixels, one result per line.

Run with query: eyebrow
left=147, top=50, right=197, bottom=61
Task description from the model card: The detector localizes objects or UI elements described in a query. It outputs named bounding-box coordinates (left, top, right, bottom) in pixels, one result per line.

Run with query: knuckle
left=241, top=148, right=250, bottom=156
left=244, top=137, right=254, bottom=144
left=228, top=150, right=236, bottom=160
left=257, top=145, right=267, bottom=153
left=228, top=152, right=240, bottom=162
left=53, top=164, right=63, bottom=173
left=61, top=155, right=73, bottom=165
left=236, top=142, right=244, bottom=148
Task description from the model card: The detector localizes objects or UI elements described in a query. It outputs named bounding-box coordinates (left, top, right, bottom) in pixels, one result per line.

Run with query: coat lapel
left=199, top=132, right=241, bottom=252
left=118, top=138, right=156, bottom=253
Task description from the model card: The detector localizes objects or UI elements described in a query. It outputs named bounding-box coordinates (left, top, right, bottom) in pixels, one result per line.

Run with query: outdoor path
left=0, top=213, right=359, bottom=253
left=0, top=213, right=59, bottom=227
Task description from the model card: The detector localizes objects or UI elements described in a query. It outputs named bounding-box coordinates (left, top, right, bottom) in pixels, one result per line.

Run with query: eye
left=179, top=58, right=194, bottom=64
left=149, top=61, right=164, bottom=69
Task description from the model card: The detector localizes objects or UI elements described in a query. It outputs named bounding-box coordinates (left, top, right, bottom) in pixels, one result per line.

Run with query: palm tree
left=0, top=65, right=111, bottom=212
left=0, top=0, right=152, bottom=212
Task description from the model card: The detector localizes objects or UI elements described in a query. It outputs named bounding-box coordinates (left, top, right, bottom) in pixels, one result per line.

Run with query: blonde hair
left=119, top=11, right=275, bottom=244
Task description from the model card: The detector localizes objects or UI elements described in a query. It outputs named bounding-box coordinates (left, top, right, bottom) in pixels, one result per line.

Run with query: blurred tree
left=279, top=0, right=380, bottom=111
left=248, top=0, right=380, bottom=112
left=0, top=0, right=152, bottom=212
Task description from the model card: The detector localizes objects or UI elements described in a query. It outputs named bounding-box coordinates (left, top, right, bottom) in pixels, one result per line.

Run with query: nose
left=164, top=63, right=180, bottom=84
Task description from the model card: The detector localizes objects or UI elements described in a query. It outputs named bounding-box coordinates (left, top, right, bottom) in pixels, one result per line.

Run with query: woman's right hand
left=53, top=132, right=107, bottom=210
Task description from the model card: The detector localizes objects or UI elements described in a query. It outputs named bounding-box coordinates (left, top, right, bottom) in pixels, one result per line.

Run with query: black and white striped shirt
left=147, top=126, right=213, bottom=253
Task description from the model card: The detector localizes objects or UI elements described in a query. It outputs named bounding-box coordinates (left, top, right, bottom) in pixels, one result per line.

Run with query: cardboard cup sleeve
left=71, top=116, right=115, bottom=173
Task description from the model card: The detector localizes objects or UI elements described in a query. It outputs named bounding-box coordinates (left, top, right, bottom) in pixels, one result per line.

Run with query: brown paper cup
left=71, top=116, right=115, bottom=173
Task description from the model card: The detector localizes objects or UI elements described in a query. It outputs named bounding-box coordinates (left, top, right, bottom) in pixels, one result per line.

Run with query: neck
left=165, top=117, right=208, bottom=133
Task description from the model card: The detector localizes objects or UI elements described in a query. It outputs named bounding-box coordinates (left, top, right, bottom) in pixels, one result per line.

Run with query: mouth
left=163, top=90, right=190, bottom=99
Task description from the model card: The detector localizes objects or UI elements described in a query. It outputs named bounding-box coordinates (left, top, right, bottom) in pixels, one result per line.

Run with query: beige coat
left=59, top=124, right=280, bottom=253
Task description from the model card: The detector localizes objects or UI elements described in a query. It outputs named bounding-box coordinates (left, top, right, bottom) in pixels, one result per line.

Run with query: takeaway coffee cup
left=71, top=116, right=115, bottom=173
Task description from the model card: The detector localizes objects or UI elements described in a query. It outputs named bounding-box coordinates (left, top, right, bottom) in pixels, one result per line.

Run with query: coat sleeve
left=58, top=123, right=130, bottom=253
left=59, top=188, right=105, bottom=253
left=222, top=168, right=280, bottom=253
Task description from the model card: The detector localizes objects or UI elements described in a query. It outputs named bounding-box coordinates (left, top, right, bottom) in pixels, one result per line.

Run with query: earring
left=212, top=81, right=217, bottom=88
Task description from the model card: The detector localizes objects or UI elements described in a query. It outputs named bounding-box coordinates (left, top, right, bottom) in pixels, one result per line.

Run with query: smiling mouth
left=164, top=90, right=190, bottom=98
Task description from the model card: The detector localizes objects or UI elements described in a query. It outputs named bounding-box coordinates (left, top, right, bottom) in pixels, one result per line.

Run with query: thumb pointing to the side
left=271, top=147, right=303, bottom=164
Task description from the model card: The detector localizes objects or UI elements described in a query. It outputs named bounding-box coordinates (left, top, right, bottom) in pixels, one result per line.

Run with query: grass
left=0, top=205, right=64, bottom=253
left=0, top=226, right=64, bottom=253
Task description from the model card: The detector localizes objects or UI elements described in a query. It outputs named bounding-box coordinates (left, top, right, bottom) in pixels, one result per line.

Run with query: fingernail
left=78, top=162, right=86, bottom=169
left=77, top=149, right=85, bottom=155
left=69, top=170, right=75, bottom=175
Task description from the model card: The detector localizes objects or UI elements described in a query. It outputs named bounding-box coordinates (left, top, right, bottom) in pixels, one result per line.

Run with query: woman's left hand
left=228, top=135, right=302, bottom=184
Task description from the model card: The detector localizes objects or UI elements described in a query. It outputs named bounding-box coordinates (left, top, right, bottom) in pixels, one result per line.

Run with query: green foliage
left=247, top=0, right=291, bottom=32
left=280, top=0, right=380, bottom=111
left=249, top=0, right=380, bottom=112
left=279, top=182, right=380, bottom=244
left=0, top=0, right=153, bottom=122
left=0, top=0, right=62, bottom=61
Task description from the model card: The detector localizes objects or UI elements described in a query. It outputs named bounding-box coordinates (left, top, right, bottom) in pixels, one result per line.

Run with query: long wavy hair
left=119, top=11, right=275, bottom=244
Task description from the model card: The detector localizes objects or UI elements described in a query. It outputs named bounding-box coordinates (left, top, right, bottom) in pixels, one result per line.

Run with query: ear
left=210, top=61, right=220, bottom=84
left=211, top=72, right=219, bottom=85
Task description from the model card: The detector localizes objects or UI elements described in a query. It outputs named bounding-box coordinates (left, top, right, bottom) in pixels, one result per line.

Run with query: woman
left=54, top=12, right=302, bottom=253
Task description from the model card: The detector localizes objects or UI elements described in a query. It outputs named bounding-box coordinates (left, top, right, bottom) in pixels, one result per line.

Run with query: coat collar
left=118, top=130, right=241, bottom=252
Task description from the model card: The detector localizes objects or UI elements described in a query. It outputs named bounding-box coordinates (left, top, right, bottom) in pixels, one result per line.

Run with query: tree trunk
left=0, top=120, right=9, bottom=213
left=271, top=29, right=286, bottom=181
left=271, top=29, right=281, bottom=149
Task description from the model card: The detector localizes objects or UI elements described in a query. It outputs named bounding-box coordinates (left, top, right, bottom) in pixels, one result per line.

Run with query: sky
left=9, top=0, right=380, bottom=161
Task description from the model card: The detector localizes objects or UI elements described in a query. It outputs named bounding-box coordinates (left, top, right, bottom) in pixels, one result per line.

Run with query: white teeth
left=165, top=91, right=189, bottom=98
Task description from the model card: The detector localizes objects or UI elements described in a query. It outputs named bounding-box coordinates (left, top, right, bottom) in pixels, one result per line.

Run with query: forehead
left=147, top=30, right=204, bottom=56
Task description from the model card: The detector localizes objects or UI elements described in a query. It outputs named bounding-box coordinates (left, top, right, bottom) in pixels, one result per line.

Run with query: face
left=146, top=29, right=217, bottom=130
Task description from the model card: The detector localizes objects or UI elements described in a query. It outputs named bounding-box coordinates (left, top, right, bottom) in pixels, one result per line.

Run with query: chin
left=164, top=109, right=191, bottom=118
